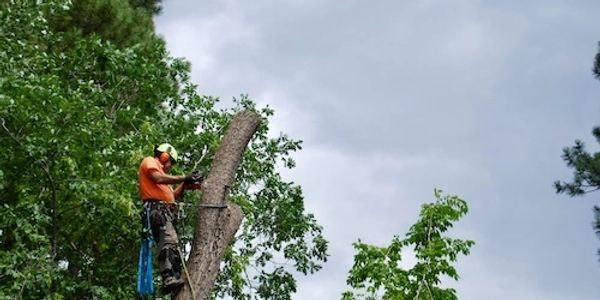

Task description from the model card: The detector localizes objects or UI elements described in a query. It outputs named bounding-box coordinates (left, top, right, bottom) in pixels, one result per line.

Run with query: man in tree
left=138, top=143, right=202, bottom=292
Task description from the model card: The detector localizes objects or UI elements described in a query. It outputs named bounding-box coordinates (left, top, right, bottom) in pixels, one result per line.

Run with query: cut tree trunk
left=174, top=110, right=260, bottom=300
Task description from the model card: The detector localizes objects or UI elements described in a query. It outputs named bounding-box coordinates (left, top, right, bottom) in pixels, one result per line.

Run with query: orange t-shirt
left=138, top=157, right=175, bottom=203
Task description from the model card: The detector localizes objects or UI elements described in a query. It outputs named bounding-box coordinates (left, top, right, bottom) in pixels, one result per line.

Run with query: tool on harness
left=137, top=205, right=154, bottom=296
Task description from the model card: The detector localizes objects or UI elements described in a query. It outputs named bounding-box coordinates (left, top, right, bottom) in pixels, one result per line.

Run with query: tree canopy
left=0, top=1, right=327, bottom=299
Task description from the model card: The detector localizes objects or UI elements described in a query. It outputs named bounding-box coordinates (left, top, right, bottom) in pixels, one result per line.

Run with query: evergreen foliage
left=594, top=42, right=600, bottom=80
left=48, top=0, right=161, bottom=49
left=0, top=1, right=327, bottom=298
left=555, top=43, right=600, bottom=260
left=342, top=190, right=474, bottom=300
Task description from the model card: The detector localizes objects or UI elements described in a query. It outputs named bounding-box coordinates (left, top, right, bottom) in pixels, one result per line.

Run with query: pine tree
left=555, top=42, right=600, bottom=260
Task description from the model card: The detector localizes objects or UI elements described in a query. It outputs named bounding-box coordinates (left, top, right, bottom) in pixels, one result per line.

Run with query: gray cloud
left=156, top=1, right=600, bottom=299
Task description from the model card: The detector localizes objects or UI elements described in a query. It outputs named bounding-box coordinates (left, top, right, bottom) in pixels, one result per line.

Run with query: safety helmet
left=155, top=143, right=179, bottom=164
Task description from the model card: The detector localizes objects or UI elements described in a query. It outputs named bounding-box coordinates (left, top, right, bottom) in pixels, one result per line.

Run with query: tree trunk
left=174, top=110, right=260, bottom=300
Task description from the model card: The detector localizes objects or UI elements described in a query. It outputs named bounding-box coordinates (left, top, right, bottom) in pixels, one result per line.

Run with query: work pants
left=142, top=201, right=182, bottom=280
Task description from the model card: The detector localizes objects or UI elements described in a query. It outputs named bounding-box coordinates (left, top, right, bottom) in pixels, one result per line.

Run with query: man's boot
left=163, top=273, right=184, bottom=292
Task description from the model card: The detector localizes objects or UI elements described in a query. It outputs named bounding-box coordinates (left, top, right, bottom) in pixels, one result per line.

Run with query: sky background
left=155, top=1, right=600, bottom=299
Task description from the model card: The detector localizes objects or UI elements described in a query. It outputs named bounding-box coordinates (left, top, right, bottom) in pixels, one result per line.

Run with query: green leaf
left=343, top=190, right=474, bottom=299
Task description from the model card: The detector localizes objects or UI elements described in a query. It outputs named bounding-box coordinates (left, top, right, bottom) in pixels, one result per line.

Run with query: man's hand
left=184, top=171, right=203, bottom=190
left=184, top=171, right=203, bottom=185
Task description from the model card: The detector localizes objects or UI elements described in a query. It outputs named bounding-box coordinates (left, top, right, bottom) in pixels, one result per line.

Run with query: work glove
left=184, top=171, right=203, bottom=184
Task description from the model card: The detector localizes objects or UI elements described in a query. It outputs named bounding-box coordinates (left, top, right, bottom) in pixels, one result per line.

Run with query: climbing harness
left=137, top=205, right=154, bottom=296
left=136, top=195, right=227, bottom=298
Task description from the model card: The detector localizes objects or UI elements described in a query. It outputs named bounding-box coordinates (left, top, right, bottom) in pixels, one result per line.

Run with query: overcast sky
left=155, top=1, right=600, bottom=299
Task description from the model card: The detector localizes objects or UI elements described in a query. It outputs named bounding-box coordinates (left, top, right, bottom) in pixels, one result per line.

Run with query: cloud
left=156, top=1, right=600, bottom=299
left=280, top=144, right=488, bottom=298
left=156, top=1, right=260, bottom=96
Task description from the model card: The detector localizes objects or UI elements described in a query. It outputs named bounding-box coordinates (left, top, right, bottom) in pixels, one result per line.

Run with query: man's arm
left=174, top=183, right=186, bottom=200
left=149, top=171, right=186, bottom=185
left=149, top=171, right=202, bottom=200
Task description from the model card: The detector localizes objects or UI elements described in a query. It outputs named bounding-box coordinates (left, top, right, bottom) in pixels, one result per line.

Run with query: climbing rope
left=174, top=185, right=228, bottom=299
left=176, top=202, right=199, bottom=300
left=177, top=245, right=197, bottom=300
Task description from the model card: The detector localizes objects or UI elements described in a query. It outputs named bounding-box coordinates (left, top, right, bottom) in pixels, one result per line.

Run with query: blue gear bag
left=137, top=206, right=155, bottom=296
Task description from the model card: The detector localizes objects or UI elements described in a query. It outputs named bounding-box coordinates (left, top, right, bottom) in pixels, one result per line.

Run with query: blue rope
left=137, top=206, right=154, bottom=296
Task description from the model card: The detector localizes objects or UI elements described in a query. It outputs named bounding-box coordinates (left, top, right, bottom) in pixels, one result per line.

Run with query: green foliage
left=0, top=1, right=327, bottom=299
left=48, top=0, right=161, bottom=49
left=555, top=136, right=600, bottom=196
left=556, top=44, right=600, bottom=259
left=343, top=190, right=474, bottom=300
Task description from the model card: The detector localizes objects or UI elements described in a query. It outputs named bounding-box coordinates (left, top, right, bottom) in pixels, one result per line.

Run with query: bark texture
left=174, top=110, right=260, bottom=300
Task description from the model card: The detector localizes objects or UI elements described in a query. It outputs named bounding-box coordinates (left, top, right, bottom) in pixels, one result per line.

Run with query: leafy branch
left=343, top=189, right=474, bottom=300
